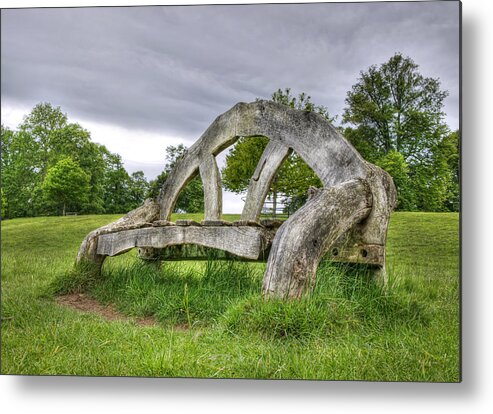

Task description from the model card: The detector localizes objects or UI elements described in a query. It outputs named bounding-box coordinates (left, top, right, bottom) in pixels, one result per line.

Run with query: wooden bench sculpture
left=76, top=101, right=396, bottom=299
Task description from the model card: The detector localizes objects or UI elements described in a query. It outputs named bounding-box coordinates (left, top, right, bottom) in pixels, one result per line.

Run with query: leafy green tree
left=1, top=125, right=40, bottom=218
left=376, top=150, right=414, bottom=210
left=342, top=53, right=457, bottom=211
left=48, top=122, right=107, bottom=214
left=129, top=171, right=150, bottom=207
left=343, top=53, right=448, bottom=161
left=19, top=104, right=110, bottom=214
left=16, top=103, right=76, bottom=214
left=101, top=152, right=137, bottom=214
left=42, top=157, right=90, bottom=216
left=1, top=188, right=7, bottom=219
left=437, top=130, right=460, bottom=211
left=19, top=103, right=68, bottom=183
left=174, top=177, right=204, bottom=213
left=222, top=134, right=322, bottom=215
left=1, top=104, right=107, bottom=215
left=222, top=89, right=331, bottom=214
left=270, top=88, right=336, bottom=123
left=147, top=144, right=204, bottom=213
left=275, top=152, right=324, bottom=212
left=2, top=103, right=142, bottom=217
left=412, top=129, right=459, bottom=212
left=222, top=135, right=269, bottom=194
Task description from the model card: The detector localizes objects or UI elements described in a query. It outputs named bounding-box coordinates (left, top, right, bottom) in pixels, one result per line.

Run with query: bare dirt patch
left=56, top=293, right=157, bottom=326
left=172, top=323, right=190, bottom=332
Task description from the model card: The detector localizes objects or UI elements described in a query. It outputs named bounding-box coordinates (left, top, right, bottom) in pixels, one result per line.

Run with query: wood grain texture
left=158, top=100, right=369, bottom=220
left=75, top=198, right=160, bottom=271
left=262, top=180, right=372, bottom=299
left=199, top=154, right=222, bottom=221
left=329, top=163, right=397, bottom=283
left=241, top=140, right=292, bottom=221
left=97, top=225, right=273, bottom=260
left=75, top=101, right=396, bottom=298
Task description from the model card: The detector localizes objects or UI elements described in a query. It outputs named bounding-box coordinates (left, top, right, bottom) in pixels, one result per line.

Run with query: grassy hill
left=1, top=212, right=459, bottom=381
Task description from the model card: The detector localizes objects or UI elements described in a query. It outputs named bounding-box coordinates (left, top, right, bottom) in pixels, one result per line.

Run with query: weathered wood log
left=199, top=153, right=222, bottom=221
left=152, top=220, right=175, bottom=227
left=138, top=244, right=267, bottom=261
left=241, top=140, right=292, bottom=221
left=175, top=220, right=201, bottom=226
left=76, top=198, right=160, bottom=272
left=328, top=163, right=396, bottom=284
left=328, top=243, right=385, bottom=266
left=262, top=180, right=372, bottom=299
left=97, top=225, right=274, bottom=260
left=201, top=220, right=232, bottom=226
left=232, top=220, right=265, bottom=228
left=259, top=219, right=284, bottom=229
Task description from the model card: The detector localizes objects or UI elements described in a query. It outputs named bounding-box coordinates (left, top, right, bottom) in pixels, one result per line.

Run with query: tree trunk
left=63, top=202, right=66, bottom=216
left=262, top=179, right=372, bottom=299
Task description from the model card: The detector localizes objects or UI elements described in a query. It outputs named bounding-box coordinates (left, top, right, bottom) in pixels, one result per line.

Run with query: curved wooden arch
left=158, top=100, right=369, bottom=220
left=241, top=140, right=292, bottom=221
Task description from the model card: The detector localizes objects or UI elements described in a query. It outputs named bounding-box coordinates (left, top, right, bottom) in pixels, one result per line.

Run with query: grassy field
left=1, top=212, right=460, bottom=381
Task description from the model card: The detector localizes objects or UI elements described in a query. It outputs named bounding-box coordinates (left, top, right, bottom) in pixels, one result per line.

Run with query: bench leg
left=262, top=179, right=372, bottom=299
left=75, top=199, right=160, bottom=278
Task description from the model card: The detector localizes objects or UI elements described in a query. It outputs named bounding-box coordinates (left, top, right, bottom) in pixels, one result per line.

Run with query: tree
left=42, top=157, right=90, bottom=215
left=147, top=144, right=205, bottom=213
left=342, top=53, right=457, bottom=211
left=49, top=122, right=108, bottom=214
left=376, top=150, right=414, bottom=210
left=1, top=125, right=40, bottom=218
left=343, top=53, right=448, bottom=161
left=222, top=89, right=331, bottom=215
left=101, top=152, right=140, bottom=214
left=442, top=130, right=460, bottom=211
left=222, top=135, right=269, bottom=194
left=412, top=129, right=459, bottom=212
left=1, top=188, right=7, bottom=219
left=19, top=104, right=111, bottom=214
left=2, top=103, right=145, bottom=217
left=129, top=171, right=150, bottom=207
left=270, top=88, right=336, bottom=123
left=1, top=104, right=109, bottom=216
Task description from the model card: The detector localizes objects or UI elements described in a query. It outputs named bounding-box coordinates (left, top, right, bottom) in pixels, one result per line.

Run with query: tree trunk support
left=262, top=179, right=373, bottom=299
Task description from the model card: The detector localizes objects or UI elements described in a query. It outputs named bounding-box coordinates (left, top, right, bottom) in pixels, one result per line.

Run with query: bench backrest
left=158, top=100, right=370, bottom=221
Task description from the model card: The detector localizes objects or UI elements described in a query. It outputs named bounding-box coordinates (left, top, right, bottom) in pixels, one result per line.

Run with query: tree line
left=1, top=53, right=459, bottom=219
left=1, top=103, right=150, bottom=218
left=223, top=53, right=459, bottom=212
left=0, top=102, right=204, bottom=219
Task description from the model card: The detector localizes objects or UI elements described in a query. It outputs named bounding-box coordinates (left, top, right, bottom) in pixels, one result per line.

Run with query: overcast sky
left=1, top=1, right=460, bottom=213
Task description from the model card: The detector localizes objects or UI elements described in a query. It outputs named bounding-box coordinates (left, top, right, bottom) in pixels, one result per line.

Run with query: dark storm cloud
left=1, top=2, right=460, bottom=141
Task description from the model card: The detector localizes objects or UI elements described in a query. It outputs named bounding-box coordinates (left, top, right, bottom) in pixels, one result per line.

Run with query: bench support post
left=262, top=180, right=372, bottom=299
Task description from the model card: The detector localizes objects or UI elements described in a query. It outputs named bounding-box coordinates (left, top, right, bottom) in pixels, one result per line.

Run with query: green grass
left=1, top=212, right=460, bottom=381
